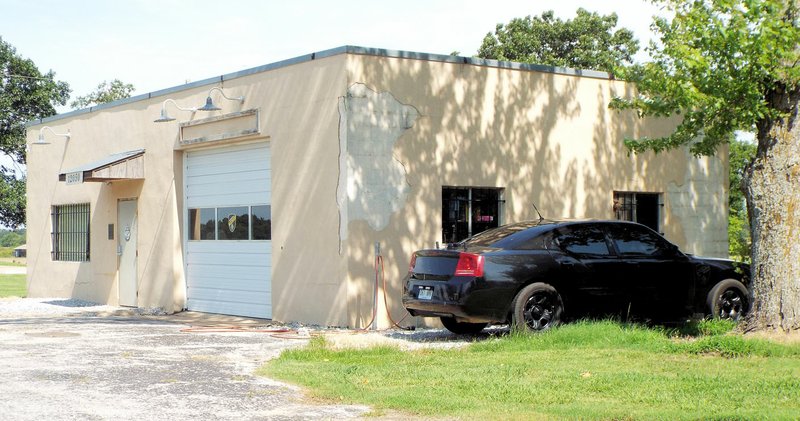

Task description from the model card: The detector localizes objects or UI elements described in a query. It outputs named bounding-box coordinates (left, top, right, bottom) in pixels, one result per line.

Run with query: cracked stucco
left=666, top=148, right=728, bottom=257
left=336, top=83, right=419, bottom=248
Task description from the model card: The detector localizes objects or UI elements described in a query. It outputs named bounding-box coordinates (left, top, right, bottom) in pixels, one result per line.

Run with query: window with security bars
left=613, top=192, right=663, bottom=234
left=442, top=187, right=505, bottom=244
left=51, top=203, right=90, bottom=262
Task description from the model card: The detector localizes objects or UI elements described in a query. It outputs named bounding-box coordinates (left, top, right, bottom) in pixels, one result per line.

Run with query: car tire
left=439, top=317, right=487, bottom=334
left=512, top=282, right=564, bottom=332
left=706, top=279, right=749, bottom=321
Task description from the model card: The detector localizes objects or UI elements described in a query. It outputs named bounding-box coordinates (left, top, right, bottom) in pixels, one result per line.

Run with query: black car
left=402, top=220, right=751, bottom=334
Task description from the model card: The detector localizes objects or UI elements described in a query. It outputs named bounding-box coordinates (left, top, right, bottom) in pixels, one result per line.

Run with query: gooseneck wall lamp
left=35, top=126, right=71, bottom=145
left=153, top=88, right=244, bottom=123
left=197, top=87, right=246, bottom=112
left=154, top=99, right=198, bottom=123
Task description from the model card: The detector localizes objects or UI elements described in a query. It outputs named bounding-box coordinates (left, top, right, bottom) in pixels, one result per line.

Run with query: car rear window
left=464, top=221, right=554, bottom=249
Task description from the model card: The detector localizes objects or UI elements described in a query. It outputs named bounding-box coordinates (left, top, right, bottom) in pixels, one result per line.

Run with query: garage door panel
left=188, top=192, right=272, bottom=209
left=188, top=272, right=271, bottom=291
left=186, top=253, right=271, bottom=267
left=186, top=299, right=270, bottom=319
left=187, top=144, right=269, bottom=163
left=186, top=178, right=271, bottom=198
left=186, top=172, right=270, bottom=188
left=185, top=142, right=272, bottom=319
left=188, top=241, right=271, bottom=254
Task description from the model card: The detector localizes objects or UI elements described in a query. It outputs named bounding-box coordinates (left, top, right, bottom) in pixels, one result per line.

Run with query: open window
left=442, top=187, right=504, bottom=243
left=613, top=191, right=663, bottom=234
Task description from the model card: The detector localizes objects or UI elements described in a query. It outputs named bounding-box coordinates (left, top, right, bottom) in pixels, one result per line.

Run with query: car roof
left=463, top=219, right=648, bottom=248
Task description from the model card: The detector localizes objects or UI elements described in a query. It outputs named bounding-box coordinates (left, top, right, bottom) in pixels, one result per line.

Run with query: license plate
left=418, top=286, right=433, bottom=300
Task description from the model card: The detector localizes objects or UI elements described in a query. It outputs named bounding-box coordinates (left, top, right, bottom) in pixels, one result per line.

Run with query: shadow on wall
left=343, top=56, right=723, bottom=327
left=343, top=57, right=590, bottom=327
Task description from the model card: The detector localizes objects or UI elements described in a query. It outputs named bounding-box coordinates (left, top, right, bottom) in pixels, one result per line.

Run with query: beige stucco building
left=25, top=46, right=728, bottom=327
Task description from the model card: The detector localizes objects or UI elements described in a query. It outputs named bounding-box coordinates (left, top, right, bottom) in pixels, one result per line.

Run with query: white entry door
left=118, top=199, right=138, bottom=307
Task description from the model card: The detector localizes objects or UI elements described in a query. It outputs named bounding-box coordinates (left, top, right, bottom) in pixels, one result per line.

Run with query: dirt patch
left=744, top=328, right=800, bottom=344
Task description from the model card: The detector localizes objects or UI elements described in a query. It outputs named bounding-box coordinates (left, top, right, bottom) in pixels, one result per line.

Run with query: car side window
left=608, top=224, right=672, bottom=257
left=555, top=226, right=611, bottom=257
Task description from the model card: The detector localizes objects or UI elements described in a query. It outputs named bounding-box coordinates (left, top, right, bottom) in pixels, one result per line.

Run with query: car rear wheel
left=439, top=317, right=487, bottom=334
left=707, top=279, right=749, bottom=321
left=512, top=282, right=563, bottom=332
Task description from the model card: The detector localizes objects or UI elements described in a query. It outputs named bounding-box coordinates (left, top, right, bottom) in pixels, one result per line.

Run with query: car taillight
left=408, top=254, right=417, bottom=272
left=454, top=252, right=484, bottom=277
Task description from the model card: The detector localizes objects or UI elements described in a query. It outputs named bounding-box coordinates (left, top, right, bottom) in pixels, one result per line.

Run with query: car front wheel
left=512, top=282, right=563, bottom=332
left=706, top=279, right=749, bottom=321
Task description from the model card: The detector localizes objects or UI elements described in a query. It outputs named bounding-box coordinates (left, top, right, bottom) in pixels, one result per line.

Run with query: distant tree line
left=0, top=228, right=25, bottom=248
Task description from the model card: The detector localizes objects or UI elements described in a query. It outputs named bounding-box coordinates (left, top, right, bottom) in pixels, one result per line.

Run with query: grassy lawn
left=0, top=274, right=26, bottom=297
left=261, top=320, right=800, bottom=420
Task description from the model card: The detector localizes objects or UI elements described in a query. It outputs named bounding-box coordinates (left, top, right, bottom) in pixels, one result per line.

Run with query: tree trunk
left=744, top=84, right=800, bottom=332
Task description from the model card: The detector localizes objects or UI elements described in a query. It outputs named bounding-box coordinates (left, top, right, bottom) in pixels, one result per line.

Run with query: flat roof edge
left=28, top=45, right=613, bottom=126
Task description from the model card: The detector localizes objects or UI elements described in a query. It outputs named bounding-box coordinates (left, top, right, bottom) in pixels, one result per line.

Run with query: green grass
left=0, top=247, right=13, bottom=258
left=0, top=274, right=26, bottom=297
left=261, top=320, right=800, bottom=420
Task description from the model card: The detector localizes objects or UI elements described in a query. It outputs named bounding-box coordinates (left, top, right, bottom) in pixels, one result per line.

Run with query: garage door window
left=189, top=205, right=270, bottom=241
left=188, top=208, right=216, bottom=240
left=217, top=207, right=249, bottom=240
left=251, top=205, right=272, bottom=240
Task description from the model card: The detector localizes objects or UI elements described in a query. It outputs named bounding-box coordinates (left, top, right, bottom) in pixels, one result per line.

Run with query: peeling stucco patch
left=336, top=83, right=419, bottom=248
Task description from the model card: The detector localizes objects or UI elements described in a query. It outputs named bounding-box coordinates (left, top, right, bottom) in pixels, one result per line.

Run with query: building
left=13, top=244, right=26, bottom=258
left=25, top=46, right=728, bottom=327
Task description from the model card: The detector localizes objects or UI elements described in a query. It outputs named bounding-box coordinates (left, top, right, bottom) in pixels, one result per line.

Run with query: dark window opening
left=442, top=187, right=504, bottom=243
left=51, top=203, right=90, bottom=262
left=613, top=192, right=662, bottom=233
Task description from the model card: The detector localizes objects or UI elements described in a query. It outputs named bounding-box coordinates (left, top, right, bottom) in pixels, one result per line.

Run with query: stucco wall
left=26, top=102, right=187, bottom=311
left=25, top=48, right=728, bottom=328
left=26, top=54, right=350, bottom=324
left=341, top=54, right=728, bottom=328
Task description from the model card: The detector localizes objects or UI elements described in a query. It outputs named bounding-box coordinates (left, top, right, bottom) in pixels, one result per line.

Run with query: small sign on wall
left=65, top=171, right=83, bottom=185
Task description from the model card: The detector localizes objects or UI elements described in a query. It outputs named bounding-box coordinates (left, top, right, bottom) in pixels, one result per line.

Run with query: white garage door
left=185, top=142, right=272, bottom=318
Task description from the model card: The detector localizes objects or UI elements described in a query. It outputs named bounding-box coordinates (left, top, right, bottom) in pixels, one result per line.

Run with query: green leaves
left=69, top=79, right=135, bottom=109
left=611, top=0, right=800, bottom=156
left=1, top=37, right=70, bottom=227
left=477, top=8, right=640, bottom=75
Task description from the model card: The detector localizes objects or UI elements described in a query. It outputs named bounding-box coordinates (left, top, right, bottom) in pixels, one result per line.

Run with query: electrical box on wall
left=108, top=224, right=114, bottom=240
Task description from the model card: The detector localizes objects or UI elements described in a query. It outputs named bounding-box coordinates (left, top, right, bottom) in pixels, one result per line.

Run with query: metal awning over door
left=58, top=149, right=145, bottom=183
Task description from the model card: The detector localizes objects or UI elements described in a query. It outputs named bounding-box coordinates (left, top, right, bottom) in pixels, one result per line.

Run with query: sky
left=2, top=0, right=665, bottom=107
left=0, top=0, right=667, bottom=225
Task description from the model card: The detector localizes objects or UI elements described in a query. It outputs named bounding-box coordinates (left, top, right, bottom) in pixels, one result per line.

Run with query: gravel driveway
left=0, top=298, right=482, bottom=420
left=0, top=298, right=372, bottom=420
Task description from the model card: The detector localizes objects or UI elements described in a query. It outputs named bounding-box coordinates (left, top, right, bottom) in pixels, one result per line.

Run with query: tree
left=0, top=37, right=70, bottom=228
left=610, top=0, right=800, bottom=331
left=0, top=230, right=23, bottom=247
left=69, top=79, right=135, bottom=109
left=728, top=138, right=757, bottom=262
left=477, top=9, right=640, bottom=74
